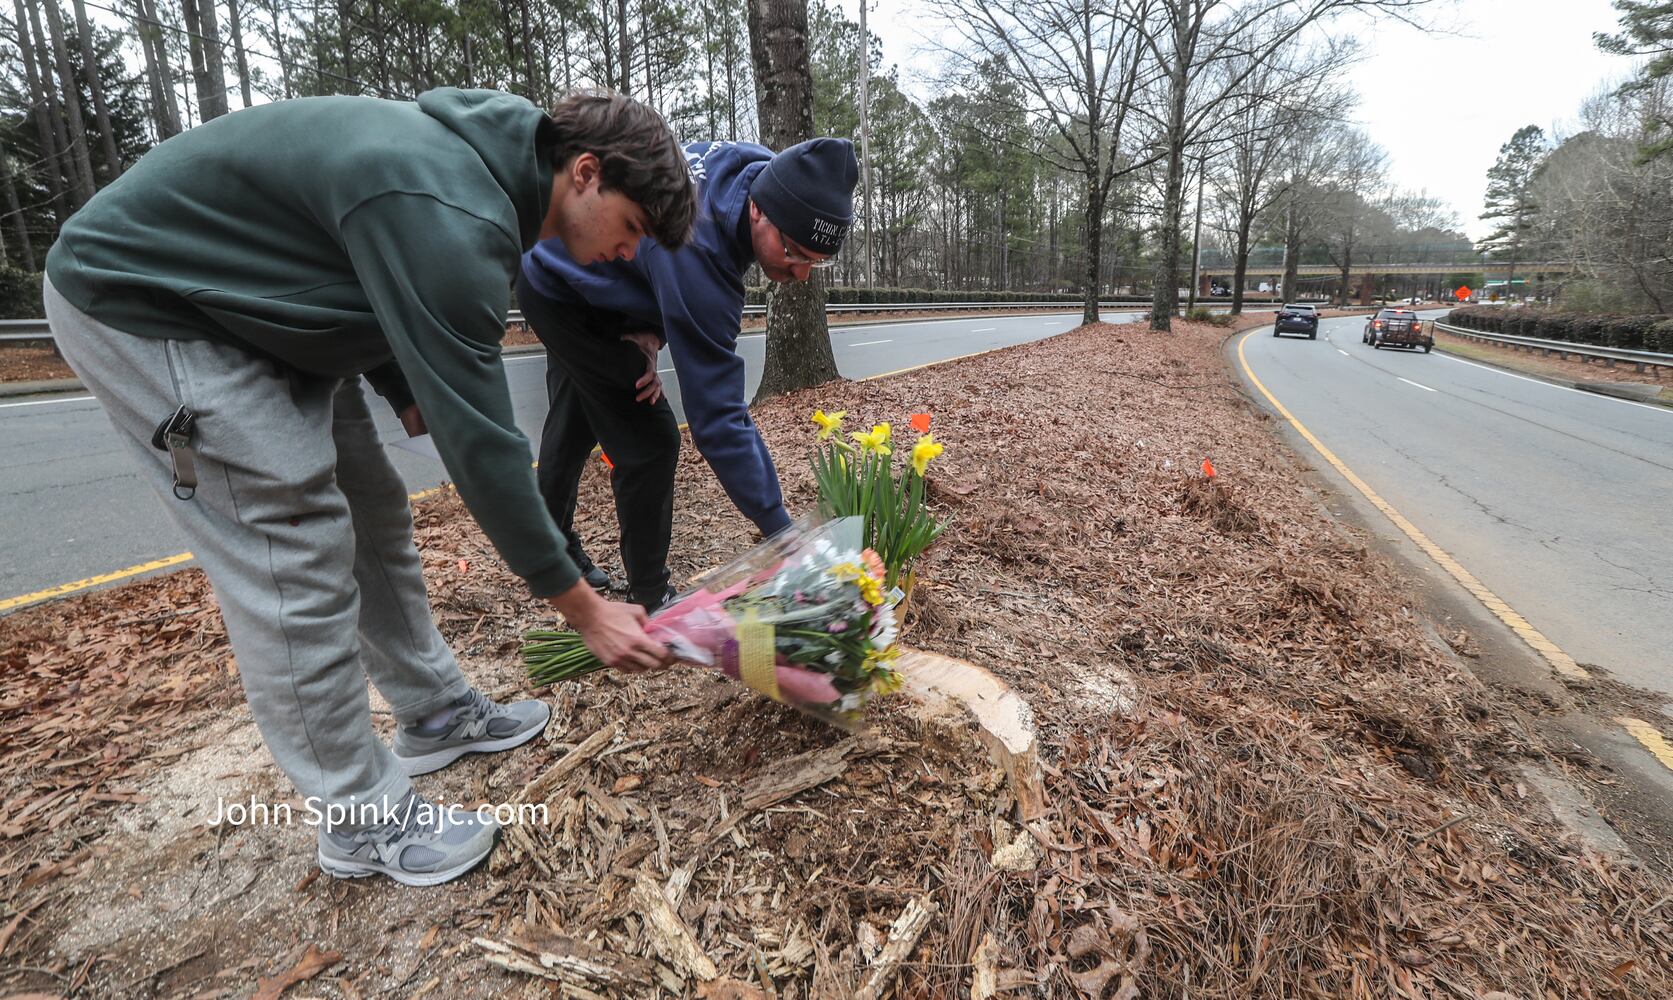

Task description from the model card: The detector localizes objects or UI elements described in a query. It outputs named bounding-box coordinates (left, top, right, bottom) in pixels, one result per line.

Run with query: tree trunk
left=1082, top=174, right=1104, bottom=324
left=1149, top=59, right=1189, bottom=333
left=335, top=0, right=354, bottom=93
left=13, top=0, right=70, bottom=223
left=197, top=0, right=229, bottom=117
left=520, top=0, right=537, bottom=103
left=71, top=0, right=122, bottom=179
left=0, top=145, right=35, bottom=270
left=616, top=0, right=631, bottom=94
left=181, top=0, right=211, bottom=118
left=1281, top=201, right=1301, bottom=303
left=134, top=0, right=174, bottom=139
left=225, top=0, right=252, bottom=106
left=267, top=0, right=292, bottom=99
left=1232, top=214, right=1252, bottom=315
left=747, top=0, right=837, bottom=400
left=42, top=0, right=98, bottom=207
left=371, top=0, right=391, bottom=95
left=1149, top=141, right=1185, bottom=331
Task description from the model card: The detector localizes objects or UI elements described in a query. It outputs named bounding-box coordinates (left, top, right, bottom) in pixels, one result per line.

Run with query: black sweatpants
left=517, top=271, right=679, bottom=601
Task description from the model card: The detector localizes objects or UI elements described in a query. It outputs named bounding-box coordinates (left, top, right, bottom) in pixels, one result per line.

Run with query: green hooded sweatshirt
left=45, top=88, right=579, bottom=597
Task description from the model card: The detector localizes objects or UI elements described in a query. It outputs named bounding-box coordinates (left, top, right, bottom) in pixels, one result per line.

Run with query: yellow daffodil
left=849, top=426, right=892, bottom=456
left=870, top=667, right=905, bottom=695
left=858, top=575, right=885, bottom=606
left=875, top=422, right=892, bottom=446
left=910, top=433, right=944, bottom=476
left=811, top=408, right=846, bottom=440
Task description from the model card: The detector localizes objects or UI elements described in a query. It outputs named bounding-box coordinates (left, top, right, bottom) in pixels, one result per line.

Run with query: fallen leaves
left=251, top=944, right=342, bottom=1000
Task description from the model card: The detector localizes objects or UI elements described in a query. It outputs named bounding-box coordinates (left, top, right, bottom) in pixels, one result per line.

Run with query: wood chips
left=1, top=315, right=1670, bottom=998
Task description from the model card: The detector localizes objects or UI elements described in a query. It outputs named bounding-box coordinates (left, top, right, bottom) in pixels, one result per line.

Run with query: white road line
left=848, top=339, right=892, bottom=347
left=1337, top=349, right=1349, bottom=356
left=658, top=366, right=676, bottom=373
left=971, top=327, right=996, bottom=332
left=1435, top=350, right=1672, bottom=415
left=0, top=394, right=95, bottom=409
left=1398, top=376, right=1437, bottom=392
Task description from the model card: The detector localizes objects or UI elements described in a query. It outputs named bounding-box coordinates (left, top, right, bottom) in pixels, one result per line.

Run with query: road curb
left=1576, top=381, right=1669, bottom=403
left=0, top=376, right=83, bottom=399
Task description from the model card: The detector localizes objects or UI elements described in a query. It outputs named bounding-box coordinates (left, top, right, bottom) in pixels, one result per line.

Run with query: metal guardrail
left=0, top=319, right=51, bottom=341
left=1434, top=321, right=1673, bottom=372
left=2, top=300, right=1290, bottom=342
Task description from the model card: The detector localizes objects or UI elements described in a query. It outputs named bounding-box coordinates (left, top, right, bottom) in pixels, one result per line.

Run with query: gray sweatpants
left=44, top=278, right=470, bottom=825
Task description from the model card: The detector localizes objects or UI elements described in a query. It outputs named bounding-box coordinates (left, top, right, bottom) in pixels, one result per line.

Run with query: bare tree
left=923, top=0, right=1154, bottom=324
left=1315, top=129, right=1388, bottom=304
left=748, top=0, right=839, bottom=398
left=1133, top=0, right=1431, bottom=331
left=1208, top=39, right=1350, bottom=312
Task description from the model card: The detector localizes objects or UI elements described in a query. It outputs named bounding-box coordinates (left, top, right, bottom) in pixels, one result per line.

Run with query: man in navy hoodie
left=519, top=138, right=859, bottom=610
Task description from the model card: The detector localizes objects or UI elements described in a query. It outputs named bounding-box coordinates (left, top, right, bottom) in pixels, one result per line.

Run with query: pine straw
left=1, top=316, right=1670, bottom=998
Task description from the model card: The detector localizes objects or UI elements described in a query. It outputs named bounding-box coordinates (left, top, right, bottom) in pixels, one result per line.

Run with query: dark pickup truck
left=1363, top=309, right=1433, bottom=352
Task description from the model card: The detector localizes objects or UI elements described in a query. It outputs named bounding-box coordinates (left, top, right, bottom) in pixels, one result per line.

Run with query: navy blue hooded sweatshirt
left=521, top=140, right=792, bottom=536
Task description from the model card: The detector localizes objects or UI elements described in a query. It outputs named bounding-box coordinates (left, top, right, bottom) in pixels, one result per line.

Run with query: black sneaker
left=631, top=585, right=678, bottom=614
left=578, top=561, right=611, bottom=591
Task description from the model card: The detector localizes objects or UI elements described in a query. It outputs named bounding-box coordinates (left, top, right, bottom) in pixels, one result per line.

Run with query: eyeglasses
left=781, top=233, right=837, bottom=269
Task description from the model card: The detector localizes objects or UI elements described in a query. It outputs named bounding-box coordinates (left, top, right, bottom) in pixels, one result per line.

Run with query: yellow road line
left=1617, top=718, right=1673, bottom=771
left=863, top=347, right=1003, bottom=382
left=2, top=481, right=460, bottom=613
left=0, top=552, right=197, bottom=613
left=1235, top=330, right=1588, bottom=681
left=2, top=338, right=1016, bottom=615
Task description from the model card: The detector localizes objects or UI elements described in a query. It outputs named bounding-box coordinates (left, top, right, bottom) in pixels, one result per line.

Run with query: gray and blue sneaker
left=317, top=790, right=497, bottom=886
left=393, top=688, right=551, bottom=777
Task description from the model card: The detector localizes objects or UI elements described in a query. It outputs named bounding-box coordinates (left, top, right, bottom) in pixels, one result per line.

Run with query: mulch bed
left=0, top=344, right=75, bottom=383
left=1, top=316, right=1669, bottom=998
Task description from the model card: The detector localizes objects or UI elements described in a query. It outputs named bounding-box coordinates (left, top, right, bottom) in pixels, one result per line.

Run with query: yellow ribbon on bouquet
left=736, top=607, right=780, bottom=702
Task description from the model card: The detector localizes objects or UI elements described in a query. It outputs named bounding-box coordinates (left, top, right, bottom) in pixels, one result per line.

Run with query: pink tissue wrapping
left=643, top=582, right=845, bottom=706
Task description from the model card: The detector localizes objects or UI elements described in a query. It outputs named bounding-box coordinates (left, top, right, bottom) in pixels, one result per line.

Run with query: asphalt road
left=1, top=309, right=1153, bottom=604
left=1238, top=312, right=1673, bottom=696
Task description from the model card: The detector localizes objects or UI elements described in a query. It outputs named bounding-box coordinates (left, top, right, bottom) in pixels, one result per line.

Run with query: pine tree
left=1476, top=125, right=1546, bottom=301
left=1597, top=0, right=1673, bottom=158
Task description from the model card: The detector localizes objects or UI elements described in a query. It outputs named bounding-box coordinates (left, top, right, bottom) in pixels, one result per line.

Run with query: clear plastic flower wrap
left=524, top=516, right=903, bottom=730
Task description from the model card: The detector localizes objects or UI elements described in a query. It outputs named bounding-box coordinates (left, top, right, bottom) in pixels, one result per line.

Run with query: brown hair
left=539, top=91, right=696, bottom=250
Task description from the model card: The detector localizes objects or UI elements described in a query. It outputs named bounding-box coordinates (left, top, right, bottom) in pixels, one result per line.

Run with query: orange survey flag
left=1201, top=458, right=1217, bottom=478
left=910, top=413, right=932, bottom=433
left=600, top=452, right=615, bottom=470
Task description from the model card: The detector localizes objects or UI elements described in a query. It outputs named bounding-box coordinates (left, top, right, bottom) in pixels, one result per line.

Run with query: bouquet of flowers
left=524, top=517, right=903, bottom=729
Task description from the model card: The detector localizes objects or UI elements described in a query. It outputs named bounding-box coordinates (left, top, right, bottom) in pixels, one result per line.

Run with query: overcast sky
left=838, top=0, right=1642, bottom=240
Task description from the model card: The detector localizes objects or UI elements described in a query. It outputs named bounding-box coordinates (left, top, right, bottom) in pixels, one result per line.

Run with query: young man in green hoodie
left=42, top=89, right=695, bottom=886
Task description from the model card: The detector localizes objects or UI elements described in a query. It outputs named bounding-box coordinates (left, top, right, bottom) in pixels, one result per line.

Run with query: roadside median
left=3, top=312, right=1669, bottom=997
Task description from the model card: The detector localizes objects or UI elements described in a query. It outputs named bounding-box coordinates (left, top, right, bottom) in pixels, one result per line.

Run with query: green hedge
left=1446, top=305, right=1673, bottom=353
left=0, top=267, right=43, bottom=320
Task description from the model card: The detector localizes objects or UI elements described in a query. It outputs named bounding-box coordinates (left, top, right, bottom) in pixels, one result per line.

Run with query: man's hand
left=620, top=331, right=664, bottom=405
left=397, top=404, right=427, bottom=437
left=548, top=579, right=671, bottom=673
